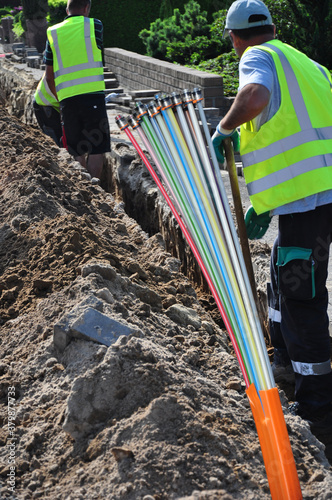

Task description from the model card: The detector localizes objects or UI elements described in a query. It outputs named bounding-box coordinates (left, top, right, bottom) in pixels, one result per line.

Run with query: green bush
left=12, top=10, right=24, bottom=39
left=138, top=2, right=237, bottom=93
left=192, top=50, right=239, bottom=96
left=166, top=35, right=217, bottom=65
left=87, top=0, right=220, bottom=54
left=46, top=0, right=66, bottom=26
left=278, top=0, right=332, bottom=69
left=139, top=0, right=221, bottom=63
left=0, top=7, right=12, bottom=18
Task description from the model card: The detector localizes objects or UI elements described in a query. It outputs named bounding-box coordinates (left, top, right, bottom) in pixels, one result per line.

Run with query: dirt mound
left=0, top=107, right=331, bottom=499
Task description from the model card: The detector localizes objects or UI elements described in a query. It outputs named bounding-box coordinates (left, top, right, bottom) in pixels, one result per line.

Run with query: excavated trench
left=0, top=58, right=210, bottom=299
left=104, top=140, right=208, bottom=292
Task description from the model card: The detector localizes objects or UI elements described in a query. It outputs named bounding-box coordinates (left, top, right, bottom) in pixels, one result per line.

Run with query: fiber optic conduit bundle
left=115, top=88, right=302, bottom=499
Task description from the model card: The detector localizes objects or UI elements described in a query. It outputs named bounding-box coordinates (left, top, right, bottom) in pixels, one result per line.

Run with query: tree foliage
left=139, top=0, right=226, bottom=64
left=160, top=0, right=173, bottom=19
left=47, top=0, right=66, bottom=26
left=285, top=0, right=332, bottom=68
left=12, top=9, right=25, bottom=39
left=21, top=0, right=48, bottom=20
left=139, top=0, right=332, bottom=97
left=89, top=0, right=163, bottom=55
left=0, top=7, right=11, bottom=18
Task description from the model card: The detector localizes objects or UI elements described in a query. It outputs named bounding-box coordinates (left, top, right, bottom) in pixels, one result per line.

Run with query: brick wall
left=104, top=47, right=230, bottom=111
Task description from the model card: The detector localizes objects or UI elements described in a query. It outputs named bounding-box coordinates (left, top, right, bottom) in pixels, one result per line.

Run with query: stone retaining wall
left=2, top=47, right=233, bottom=117
left=104, top=47, right=232, bottom=114
left=0, top=58, right=39, bottom=124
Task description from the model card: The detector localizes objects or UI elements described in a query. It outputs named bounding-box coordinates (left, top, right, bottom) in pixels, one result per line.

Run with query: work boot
left=271, top=348, right=295, bottom=385
left=308, top=410, right=332, bottom=445
left=289, top=402, right=332, bottom=445
left=288, top=401, right=300, bottom=417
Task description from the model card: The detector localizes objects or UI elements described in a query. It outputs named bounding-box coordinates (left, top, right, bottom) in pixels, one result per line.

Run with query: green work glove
left=211, top=124, right=240, bottom=164
left=245, top=205, right=272, bottom=240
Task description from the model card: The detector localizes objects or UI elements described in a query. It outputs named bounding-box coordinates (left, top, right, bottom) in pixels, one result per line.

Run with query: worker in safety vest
left=212, top=0, right=332, bottom=447
left=33, top=73, right=63, bottom=147
left=44, top=0, right=110, bottom=179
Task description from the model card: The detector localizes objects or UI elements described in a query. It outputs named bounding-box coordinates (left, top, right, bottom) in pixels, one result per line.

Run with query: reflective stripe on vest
left=312, top=60, right=332, bottom=88
left=240, top=41, right=332, bottom=214
left=47, top=16, right=105, bottom=101
left=34, top=76, right=60, bottom=110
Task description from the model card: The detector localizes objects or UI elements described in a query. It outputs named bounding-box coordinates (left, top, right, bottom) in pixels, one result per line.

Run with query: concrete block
left=104, top=88, right=124, bottom=95
left=13, top=48, right=24, bottom=56
left=104, top=78, right=119, bottom=89
left=12, top=42, right=25, bottom=50
left=53, top=295, right=104, bottom=351
left=203, top=86, right=223, bottom=98
left=10, top=54, right=23, bottom=63
left=208, top=116, right=221, bottom=130
left=26, top=55, right=41, bottom=68
left=203, top=107, right=220, bottom=117
left=54, top=303, right=134, bottom=351
left=70, top=308, right=133, bottom=347
left=128, top=89, right=160, bottom=98
left=103, top=71, right=116, bottom=79
left=133, top=96, right=153, bottom=105
left=118, top=96, right=131, bottom=106
left=25, top=48, right=38, bottom=57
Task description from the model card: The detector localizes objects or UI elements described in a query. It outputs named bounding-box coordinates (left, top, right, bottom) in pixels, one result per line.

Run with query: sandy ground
left=0, top=100, right=332, bottom=500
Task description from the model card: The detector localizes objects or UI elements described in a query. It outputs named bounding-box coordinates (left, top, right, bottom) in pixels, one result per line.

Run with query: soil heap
left=0, top=105, right=331, bottom=499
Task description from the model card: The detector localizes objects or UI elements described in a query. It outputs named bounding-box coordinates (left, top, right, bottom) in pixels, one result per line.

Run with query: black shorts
left=33, top=101, right=63, bottom=147
left=60, top=93, right=111, bottom=157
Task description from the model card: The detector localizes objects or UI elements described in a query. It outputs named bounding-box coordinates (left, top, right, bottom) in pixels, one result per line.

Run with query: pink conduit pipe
left=116, top=116, right=250, bottom=388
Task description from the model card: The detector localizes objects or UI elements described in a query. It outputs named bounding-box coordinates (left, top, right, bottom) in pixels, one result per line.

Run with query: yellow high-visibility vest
left=34, top=75, right=60, bottom=111
left=240, top=40, right=332, bottom=214
left=47, top=16, right=105, bottom=102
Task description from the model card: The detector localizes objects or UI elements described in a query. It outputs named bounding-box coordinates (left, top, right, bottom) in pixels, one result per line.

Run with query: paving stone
left=104, top=78, right=119, bottom=89
left=53, top=296, right=104, bottom=351
left=128, top=89, right=160, bottom=98
left=12, top=42, right=25, bottom=50
left=70, top=308, right=133, bottom=347
left=10, top=54, right=23, bottom=62
left=54, top=307, right=134, bottom=351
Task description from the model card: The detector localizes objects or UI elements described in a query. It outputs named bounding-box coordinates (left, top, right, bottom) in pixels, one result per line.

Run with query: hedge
left=43, top=0, right=227, bottom=55
left=89, top=0, right=223, bottom=53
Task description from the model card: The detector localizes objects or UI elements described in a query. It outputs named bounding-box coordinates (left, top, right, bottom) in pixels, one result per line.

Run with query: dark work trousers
left=33, top=101, right=63, bottom=147
left=268, top=204, right=332, bottom=419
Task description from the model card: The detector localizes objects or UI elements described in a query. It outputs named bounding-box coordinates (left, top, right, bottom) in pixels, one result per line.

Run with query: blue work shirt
left=239, top=45, right=332, bottom=215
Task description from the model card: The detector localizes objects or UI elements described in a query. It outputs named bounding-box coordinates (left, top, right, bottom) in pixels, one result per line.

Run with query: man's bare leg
left=74, top=155, right=87, bottom=169
left=87, top=153, right=103, bottom=179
